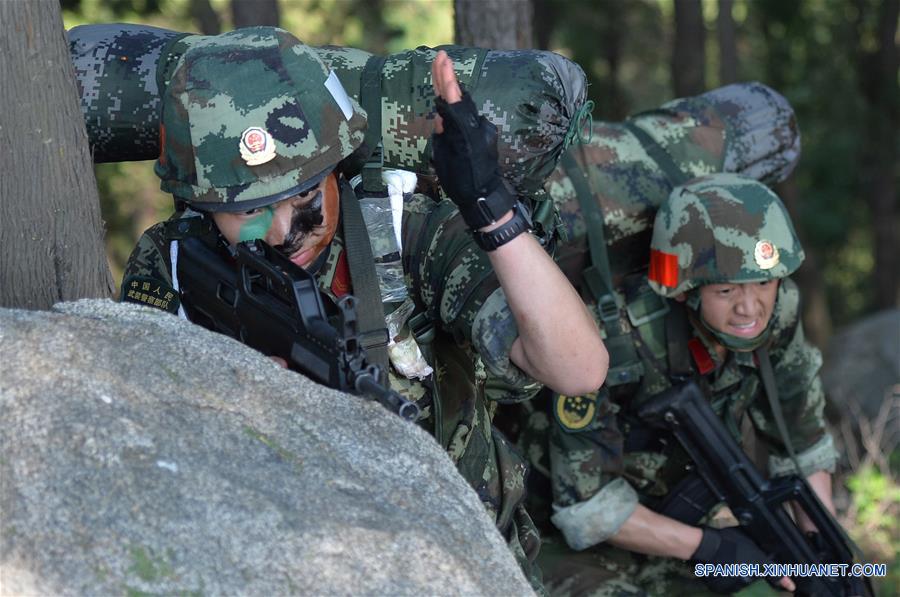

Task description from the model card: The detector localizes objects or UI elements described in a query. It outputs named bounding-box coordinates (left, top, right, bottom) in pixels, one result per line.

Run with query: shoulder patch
left=554, top=392, right=598, bottom=432
left=121, top=275, right=180, bottom=314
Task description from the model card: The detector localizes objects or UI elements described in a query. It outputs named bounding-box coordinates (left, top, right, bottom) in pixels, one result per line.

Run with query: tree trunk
left=454, top=0, right=533, bottom=49
left=231, top=0, right=279, bottom=28
left=190, top=0, right=222, bottom=35
left=775, top=178, right=833, bottom=347
left=598, top=0, right=626, bottom=120
left=0, top=0, right=114, bottom=309
left=355, top=0, right=394, bottom=56
left=856, top=0, right=899, bottom=309
left=672, top=0, right=706, bottom=96
left=717, top=0, right=738, bottom=85
left=532, top=0, right=557, bottom=50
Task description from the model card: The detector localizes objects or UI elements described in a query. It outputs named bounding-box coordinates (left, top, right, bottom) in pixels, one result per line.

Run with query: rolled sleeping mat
left=68, top=23, right=590, bottom=201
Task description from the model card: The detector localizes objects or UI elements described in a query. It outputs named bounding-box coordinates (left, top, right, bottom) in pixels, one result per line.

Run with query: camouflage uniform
left=521, top=174, right=836, bottom=596
left=118, top=27, right=545, bottom=590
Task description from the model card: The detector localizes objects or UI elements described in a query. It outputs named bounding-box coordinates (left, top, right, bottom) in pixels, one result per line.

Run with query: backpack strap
left=755, top=345, right=802, bottom=475
left=339, top=181, right=390, bottom=369
left=622, top=120, right=691, bottom=187
left=665, top=301, right=694, bottom=381
left=562, top=150, right=642, bottom=386
left=360, top=55, right=387, bottom=153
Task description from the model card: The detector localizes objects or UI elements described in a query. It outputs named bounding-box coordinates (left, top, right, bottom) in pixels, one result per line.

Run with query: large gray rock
left=0, top=300, right=532, bottom=596
left=822, top=309, right=899, bottom=463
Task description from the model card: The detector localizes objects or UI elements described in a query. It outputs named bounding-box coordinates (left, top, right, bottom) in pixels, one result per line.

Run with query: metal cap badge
left=754, top=239, right=780, bottom=269
left=239, top=127, right=276, bottom=166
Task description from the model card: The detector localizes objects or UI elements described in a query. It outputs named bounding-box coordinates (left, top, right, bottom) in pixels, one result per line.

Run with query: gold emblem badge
left=554, top=393, right=597, bottom=432
left=239, top=127, right=277, bottom=166
left=754, top=239, right=780, bottom=270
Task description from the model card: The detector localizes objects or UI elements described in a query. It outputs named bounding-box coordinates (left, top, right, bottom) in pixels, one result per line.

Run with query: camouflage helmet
left=155, top=27, right=367, bottom=211
left=648, top=172, right=804, bottom=297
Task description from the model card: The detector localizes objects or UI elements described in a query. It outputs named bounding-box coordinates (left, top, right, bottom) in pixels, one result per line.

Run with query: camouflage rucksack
left=68, top=23, right=590, bottom=232
left=547, top=83, right=801, bottom=386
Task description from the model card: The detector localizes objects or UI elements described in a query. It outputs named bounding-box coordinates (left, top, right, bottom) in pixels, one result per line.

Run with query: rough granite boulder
left=0, top=299, right=533, bottom=596
left=821, top=308, right=899, bottom=466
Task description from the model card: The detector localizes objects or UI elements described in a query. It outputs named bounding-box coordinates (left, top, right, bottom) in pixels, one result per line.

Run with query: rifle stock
left=637, top=381, right=873, bottom=596
left=176, top=229, right=419, bottom=421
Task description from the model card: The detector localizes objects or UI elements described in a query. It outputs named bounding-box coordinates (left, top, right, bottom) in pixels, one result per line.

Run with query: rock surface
left=822, top=308, right=899, bottom=461
left=0, top=300, right=532, bottom=596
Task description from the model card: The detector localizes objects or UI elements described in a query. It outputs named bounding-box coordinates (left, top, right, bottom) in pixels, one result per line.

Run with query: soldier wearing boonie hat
left=120, top=27, right=607, bottom=591
left=522, top=173, right=838, bottom=596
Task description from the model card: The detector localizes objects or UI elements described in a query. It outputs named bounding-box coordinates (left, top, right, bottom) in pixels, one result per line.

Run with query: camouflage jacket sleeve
left=753, top=278, right=837, bottom=477
left=400, top=192, right=538, bottom=393
left=119, top=222, right=181, bottom=315
left=546, top=391, right=638, bottom=550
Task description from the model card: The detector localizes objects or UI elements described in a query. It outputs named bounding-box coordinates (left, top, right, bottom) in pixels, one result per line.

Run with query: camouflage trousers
left=506, top=504, right=547, bottom=596
left=537, top=532, right=783, bottom=597
left=429, top=336, right=547, bottom=595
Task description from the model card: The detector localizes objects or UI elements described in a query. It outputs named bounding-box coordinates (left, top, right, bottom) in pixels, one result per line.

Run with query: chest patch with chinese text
left=121, top=276, right=180, bottom=314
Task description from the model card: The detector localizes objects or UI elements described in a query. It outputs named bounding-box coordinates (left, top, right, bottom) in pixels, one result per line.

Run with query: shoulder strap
left=338, top=182, right=390, bottom=369
left=360, top=55, right=387, bottom=158
left=665, top=301, right=694, bottom=381
left=622, top=121, right=691, bottom=187
left=562, top=150, right=642, bottom=386
left=360, top=54, right=388, bottom=194
left=755, top=345, right=802, bottom=475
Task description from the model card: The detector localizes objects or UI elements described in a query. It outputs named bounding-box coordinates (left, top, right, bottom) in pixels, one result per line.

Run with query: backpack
left=548, top=83, right=801, bottom=386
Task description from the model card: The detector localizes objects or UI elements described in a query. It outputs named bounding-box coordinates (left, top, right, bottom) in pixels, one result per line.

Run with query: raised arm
left=430, top=50, right=607, bottom=396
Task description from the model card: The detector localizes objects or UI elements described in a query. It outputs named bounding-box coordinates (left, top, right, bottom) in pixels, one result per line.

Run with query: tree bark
left=0, top=0, right=114, bottom=309
left=454, top=0, right=533, bottom=49
left=855, top=0, right=899, bottom=309
left=231, top=0, right=279, bottom=28
left=717, top=0, right=738, bottom=85
left=775, top=178, right=833, bottom=346
left=190, top=0, right=222, bottom=35
left=672, top=0, right=706, bottom=96
left=597, top=0, right=626, bottom=120
left=355, top=0, right=396, bottom=56
left=532, top=0, right=557, bottom=50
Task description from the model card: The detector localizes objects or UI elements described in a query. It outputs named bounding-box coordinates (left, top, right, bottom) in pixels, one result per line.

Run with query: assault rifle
left=637, top=381, right=873, bottom=597
left=176, top=229, right=420, bottom=421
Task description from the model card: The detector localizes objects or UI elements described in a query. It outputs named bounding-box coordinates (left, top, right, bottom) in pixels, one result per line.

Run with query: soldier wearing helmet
left=120, top=27, right=607, bottom=589
left=520, top=173, right=838, bottom=595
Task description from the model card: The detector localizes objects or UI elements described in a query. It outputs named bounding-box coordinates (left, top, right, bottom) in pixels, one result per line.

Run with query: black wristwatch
left=472, top=201, right=533, bottom=251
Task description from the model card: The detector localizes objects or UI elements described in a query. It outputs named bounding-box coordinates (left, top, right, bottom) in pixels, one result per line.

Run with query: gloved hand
left=431, top=91, right=516, bottom=231
left=691, top=526, right=781, bottom=594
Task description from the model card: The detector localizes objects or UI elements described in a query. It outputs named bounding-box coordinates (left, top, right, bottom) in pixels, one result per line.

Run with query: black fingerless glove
left=431, top=92, right=516, bottom=231
left=691, top=526, right=778, bottom=594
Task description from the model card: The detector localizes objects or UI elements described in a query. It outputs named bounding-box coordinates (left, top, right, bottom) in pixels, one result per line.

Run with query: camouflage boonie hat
left=156, top=27, right=366, bottom=211
left=648, top=173, right=804, bottom=297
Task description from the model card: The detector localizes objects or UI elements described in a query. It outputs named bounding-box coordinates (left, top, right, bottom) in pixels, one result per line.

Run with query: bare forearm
left=607, top=504, right=703, bottom=560
left=487, top=225, right=607, bottom=395
left=793, top=470, right=834, bottom=532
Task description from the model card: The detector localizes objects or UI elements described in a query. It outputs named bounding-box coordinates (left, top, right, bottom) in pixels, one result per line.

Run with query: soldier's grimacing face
left=211, top=173, right=340, bottom=269
left=698, top=280, right=779, bottom=338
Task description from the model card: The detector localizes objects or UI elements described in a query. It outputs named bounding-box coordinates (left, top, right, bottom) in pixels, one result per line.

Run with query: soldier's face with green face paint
left=698, top=280, right=779, bottom=339
left=211, top=174, right=340, bottom=269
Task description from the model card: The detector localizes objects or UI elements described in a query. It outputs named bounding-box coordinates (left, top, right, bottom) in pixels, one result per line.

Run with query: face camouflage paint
left=274, top=191, right=325, bottom=256
left=238, top=206, right=275, bottom=242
